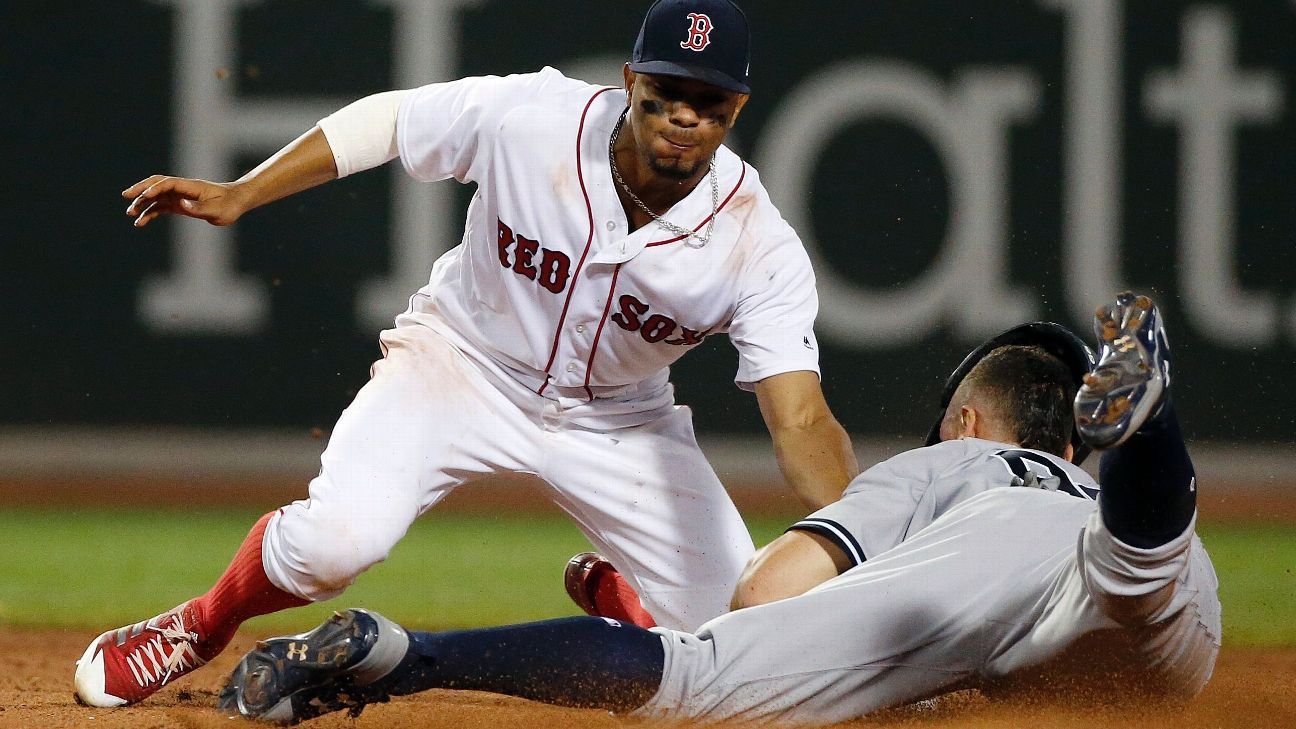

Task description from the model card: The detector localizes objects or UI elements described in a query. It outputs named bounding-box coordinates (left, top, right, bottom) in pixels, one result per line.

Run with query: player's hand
left=122, top=175, right=247, bottom=228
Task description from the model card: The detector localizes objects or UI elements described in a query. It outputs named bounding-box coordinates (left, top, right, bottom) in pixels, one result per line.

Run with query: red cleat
left=563, top=552, right=657, bottom=628
left=74, top=600, right=219, bottom=707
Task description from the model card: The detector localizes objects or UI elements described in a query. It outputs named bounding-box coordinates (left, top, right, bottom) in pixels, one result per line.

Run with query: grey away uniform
left=790, top=437, right=1100, bottom=565
left=635, top=438, right=1222, bottom=725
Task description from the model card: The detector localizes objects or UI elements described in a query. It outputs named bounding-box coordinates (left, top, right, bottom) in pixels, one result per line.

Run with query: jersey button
left=606, top=221, right=616, bottom=231
left=575, top=324, right=586, bottom=333
left=566, top=363, right=577, bottom=373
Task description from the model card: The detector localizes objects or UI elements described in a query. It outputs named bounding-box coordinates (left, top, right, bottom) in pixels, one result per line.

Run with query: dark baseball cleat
left=1074, top=292, right=1171, bottom=450
left=564, top=552, right=612, bottom=617
left=218, top=609, right=409, bottom=725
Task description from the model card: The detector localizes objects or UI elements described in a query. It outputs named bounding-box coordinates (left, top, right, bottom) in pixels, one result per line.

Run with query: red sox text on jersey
left=497, top=217, right=710, bottom=347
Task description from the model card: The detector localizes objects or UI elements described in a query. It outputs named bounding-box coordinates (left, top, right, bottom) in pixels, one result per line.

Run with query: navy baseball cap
left=630, top=0, right=751, bottom=94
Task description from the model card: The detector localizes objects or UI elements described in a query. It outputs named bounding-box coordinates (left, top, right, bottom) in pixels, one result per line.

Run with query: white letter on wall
left=143, top=0, right=271, bottom=333
left=1040, top=0, right=1133, bottom=325
left=758, top=62, right=1040, bottom=347
left=1144, top=7, right=1283, bottom=347
left=143, top=0, right=479, bottom=334
left=358, top=0, right=483, bottom=331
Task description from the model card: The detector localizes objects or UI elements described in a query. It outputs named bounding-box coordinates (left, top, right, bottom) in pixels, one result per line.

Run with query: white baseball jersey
left=789, top=437, right=1100, bottom=567
left=393, top=67, right=820, bottom=428
left=261, top=68, right=823, bottom=631
left=635, top=439, right=1222, bottom=724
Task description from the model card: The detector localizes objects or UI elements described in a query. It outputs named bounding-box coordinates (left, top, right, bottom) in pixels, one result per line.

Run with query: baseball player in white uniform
left=74, top=0, right=859, bottom=709
left=218, top=293, right=1222, bottom=726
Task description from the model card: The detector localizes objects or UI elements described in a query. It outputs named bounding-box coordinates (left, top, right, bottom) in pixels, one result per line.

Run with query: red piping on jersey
left=582, top=263, right=624, bottom=399
left=644, top=162, right=748, bottom=248
left=537, top=86, right=617, bottom=396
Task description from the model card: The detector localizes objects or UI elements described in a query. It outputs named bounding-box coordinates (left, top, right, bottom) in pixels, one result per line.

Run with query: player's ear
left=1062, top=442, right=1076, bottom=463
left=623, top=64, right=636, bottom=97
left=729, top=94, right=750, bottom=126
left=958, top=406, right=980, bottom=439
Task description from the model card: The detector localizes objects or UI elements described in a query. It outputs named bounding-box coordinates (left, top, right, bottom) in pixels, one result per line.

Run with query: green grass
left=0, top=508, right=1291, bottom=646
left=1198, top=523, right=1296, bottom=646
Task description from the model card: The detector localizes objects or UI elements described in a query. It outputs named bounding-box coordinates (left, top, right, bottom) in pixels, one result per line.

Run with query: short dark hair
left=961, top=345, right=1076, bottom=456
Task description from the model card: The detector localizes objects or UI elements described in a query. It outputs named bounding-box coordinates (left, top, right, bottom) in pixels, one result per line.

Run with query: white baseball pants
left=260, top=323, right=754, bottom=631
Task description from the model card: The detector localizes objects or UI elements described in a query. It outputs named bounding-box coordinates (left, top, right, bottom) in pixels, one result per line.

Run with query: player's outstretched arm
left=730, top=530, right=850, bottom=610
left=123, top=126, right=339, bottom=228
left=754, top=371, right=859, bottom=510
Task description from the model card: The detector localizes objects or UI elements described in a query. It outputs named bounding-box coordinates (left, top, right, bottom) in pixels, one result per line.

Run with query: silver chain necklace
left=608, top=109, right=718, bottom=249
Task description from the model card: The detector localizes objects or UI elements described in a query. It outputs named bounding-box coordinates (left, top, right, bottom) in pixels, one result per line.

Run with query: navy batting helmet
left=924, top=322, right=1097, bottom=465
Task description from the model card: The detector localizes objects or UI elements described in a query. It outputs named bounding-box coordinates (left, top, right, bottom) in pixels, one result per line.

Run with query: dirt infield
left=5, top=475, right=1293, bottom=727
left=2, top=628, right=1292, bottom=729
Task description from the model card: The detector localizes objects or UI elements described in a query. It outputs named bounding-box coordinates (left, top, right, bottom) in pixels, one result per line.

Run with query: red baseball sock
left=591, top=567, right=657, bottom=629
left=190, top=510, right=309, bottom=656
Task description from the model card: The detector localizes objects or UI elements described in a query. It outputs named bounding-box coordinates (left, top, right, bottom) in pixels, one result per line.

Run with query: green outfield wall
left=3, top=0, right=1294, bottom=442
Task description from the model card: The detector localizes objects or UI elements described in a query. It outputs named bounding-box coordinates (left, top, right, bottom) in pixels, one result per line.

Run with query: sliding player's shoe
left=1075, top=292, right=1171, bottom=450
left=218, top=609, right=408, bottom=725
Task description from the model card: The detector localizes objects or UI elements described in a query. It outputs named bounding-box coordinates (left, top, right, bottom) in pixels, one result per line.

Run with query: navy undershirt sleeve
left=1097, top=401, right=1197, bottom=549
